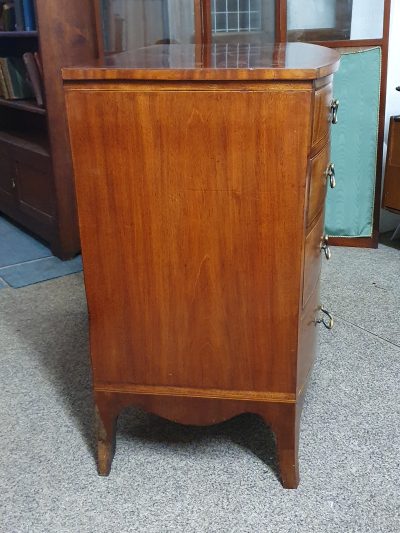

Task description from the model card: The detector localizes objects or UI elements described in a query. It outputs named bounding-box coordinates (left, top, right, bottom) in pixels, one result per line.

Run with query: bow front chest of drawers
left=63, top=43, right=340, bottom=489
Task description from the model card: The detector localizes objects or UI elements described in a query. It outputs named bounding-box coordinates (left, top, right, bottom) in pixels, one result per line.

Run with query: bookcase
left=0, top=0, right=98, bottom=258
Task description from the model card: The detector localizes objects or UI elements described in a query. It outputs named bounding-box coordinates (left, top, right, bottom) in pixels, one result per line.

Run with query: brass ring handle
left=321, top=235, right=331, bottom=260
left=316, top=306, right=334, bottom=330
left=326, top=163, right=336, bottom=189
left=330, top=99, right=340, bottom=124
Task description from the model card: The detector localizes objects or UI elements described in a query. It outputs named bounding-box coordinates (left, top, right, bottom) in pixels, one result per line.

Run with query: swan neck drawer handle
left=316, top=306, right=334, bottom=330
left=330, top=99, right=340, bottom=124
left=321, top=236, right=332, bottom=260
left=326, top=163, right=336, bottom=189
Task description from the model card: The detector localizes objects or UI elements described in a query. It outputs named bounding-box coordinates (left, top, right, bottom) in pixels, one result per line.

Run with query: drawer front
left=312, top=83, right=332, bottom=146
left=303, top=211, right=325, bottom=308
left=307, top=144, right=330, bottom=227
left=298, top=280, right=320, bottom=391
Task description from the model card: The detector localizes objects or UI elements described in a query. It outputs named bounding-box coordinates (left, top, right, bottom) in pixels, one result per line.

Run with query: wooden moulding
left=94, top=389, right=304, bottom=489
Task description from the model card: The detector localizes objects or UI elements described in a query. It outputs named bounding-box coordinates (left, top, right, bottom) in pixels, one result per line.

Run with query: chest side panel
left=66, top=84, right=312, bottom=393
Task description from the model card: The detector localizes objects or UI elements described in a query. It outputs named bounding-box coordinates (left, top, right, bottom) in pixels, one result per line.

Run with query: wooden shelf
left=0, top=129, right=50, bottom=157
left=0, top=98, right=46, bottom=115
left=0, top=31, right=38, bottom=38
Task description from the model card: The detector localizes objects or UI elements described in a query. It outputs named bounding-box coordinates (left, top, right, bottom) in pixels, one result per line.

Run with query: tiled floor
left=0, top=216, right=82, bottom=289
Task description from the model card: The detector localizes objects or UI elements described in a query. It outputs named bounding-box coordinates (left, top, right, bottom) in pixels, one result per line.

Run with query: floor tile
left=0, top=255, right=83, bottom=289
left=0, top=216, right=51, bottom=268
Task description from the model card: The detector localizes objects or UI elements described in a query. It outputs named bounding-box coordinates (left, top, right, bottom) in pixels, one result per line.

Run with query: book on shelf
left=0, top=2, right=16, bottom=31
left=0, top=63, right=9, bottom=97
left=14, top=0, right=25, bottom=31
left=22, top=0, right=35, bottom=31
left=0, top=0, right=36, bottom=32
left=33, top=51, right=43, bottom=79
left=22, top=52, right=43, bottom=106
left=0, top=56, right=34, bottom=99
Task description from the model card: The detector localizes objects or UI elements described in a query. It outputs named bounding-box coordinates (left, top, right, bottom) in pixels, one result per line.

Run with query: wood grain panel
left=65, top=84, right=312, bottom=394
left=62, top=43, right=340, bottom=82
left=303, top=211, right=324, bottom=308
left=16, top=152, right=54, bottom=222
left=94, top=388, right=302, bottom=488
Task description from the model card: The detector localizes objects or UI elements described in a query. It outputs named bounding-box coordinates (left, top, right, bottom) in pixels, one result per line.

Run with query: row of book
left=0, top=0, right=36, bottom=32
left=0, top=52, right=43, bottom=105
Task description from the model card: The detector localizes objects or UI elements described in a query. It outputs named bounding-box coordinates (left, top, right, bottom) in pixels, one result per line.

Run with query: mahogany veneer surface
left=63, top=43, right=340, bottom=489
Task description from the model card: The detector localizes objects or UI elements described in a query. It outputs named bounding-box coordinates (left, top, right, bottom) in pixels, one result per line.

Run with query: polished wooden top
left=62, top=43, right=340, bottom=82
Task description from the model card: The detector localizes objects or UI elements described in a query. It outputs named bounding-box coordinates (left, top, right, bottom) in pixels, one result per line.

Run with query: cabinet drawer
left=303, top=211, right=324, bottom=308
left=312, top=83, right=332, bottom=146
left=307, top=144, right=330, bottom=227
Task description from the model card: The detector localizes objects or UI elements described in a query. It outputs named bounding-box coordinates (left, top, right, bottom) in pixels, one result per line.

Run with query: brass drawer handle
left=316, top=306, right=334, bottom=330
left=321, top=235, right=331, bottom=260
left=326, top=163, right=336, bottom=189
left=330, top=99, right=340, bottom=124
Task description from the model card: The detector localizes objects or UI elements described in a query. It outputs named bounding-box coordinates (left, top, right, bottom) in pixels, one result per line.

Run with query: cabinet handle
left=326, top=163, right=336, bottom=189
left=316, top=306, right=334, bottom=330
left=11, top=177, right=16, bottom=189
left=330, top=99, right=340, bottom=124
left=321, top=235, right=332, bottom=260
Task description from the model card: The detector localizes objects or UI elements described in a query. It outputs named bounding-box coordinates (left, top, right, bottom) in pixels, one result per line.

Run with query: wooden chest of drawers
left=63, top=43, right=340, bottom=489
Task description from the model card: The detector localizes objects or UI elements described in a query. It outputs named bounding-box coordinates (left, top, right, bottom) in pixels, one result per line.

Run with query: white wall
left=380, top=0, right=400, bottom=232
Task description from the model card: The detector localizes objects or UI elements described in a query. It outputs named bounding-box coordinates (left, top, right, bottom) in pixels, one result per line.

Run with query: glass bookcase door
left=210, top=0, right=275, bottom=44
left=100, top=0, right=195, bottom=54
left=287, top=0, right=385, bottom=42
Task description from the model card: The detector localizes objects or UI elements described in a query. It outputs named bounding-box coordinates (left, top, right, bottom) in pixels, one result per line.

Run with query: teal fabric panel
left=326, top=48, right=381, bottom=238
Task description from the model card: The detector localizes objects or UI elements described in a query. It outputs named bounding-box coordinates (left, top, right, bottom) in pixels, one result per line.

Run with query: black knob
left=396, top=86, right=400, bottom=91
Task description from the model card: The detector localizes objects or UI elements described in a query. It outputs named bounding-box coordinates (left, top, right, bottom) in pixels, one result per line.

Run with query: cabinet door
left=287, top=0, right=385, bottom=42
left=15, top=151, right=55, bottom=225
left=325, top=47, right=381, bottom=238
left=99, top=0, right=195, bottom=53
left=0, top=143, right=16, bottom=210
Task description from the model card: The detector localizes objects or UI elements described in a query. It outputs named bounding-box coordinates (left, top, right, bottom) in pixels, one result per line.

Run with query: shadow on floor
left=379, top=231, right=400, bottom=250
left=3, top=277, right=280, bottom=481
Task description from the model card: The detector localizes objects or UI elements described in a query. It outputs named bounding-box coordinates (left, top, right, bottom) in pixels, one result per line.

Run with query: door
left=0, top=143, right=16, bottom=211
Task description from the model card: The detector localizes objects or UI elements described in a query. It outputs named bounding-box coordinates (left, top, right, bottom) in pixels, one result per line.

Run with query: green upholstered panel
left=326, top=47, right=381, bottom=238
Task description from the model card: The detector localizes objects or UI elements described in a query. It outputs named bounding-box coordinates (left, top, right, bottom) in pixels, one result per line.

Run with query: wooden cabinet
left=0, top=137, right=55, bottom=243
left=63, top=42, right=340, bottom=488
left=382, top=117, right=400, bottom=214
